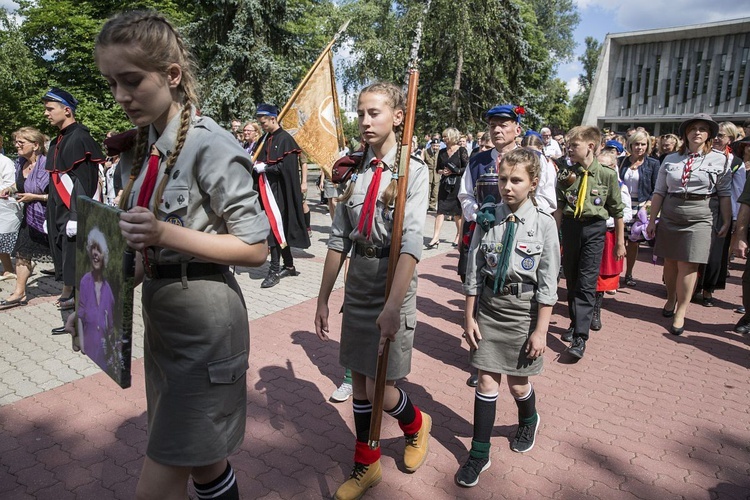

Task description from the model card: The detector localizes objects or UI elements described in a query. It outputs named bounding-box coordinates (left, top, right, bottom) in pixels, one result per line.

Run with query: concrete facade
left=583, top=18, right=750, bottom=135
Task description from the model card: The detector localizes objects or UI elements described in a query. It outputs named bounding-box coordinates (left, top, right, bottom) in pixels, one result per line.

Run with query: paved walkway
left=1, top=198, right=749, bottom=498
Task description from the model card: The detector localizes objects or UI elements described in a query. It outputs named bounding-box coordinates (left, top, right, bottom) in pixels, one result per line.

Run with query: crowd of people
left=1, top=8, right=750, bottom=500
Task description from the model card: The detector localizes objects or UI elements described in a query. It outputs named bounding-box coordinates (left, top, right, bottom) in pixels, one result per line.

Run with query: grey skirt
left=340, top=252, right=418, bottom=380
left=470, top=284, right=542, bottom=377
left=142, top=271, right=249, bottom=467
left=654, top=195, right=713, bottom=264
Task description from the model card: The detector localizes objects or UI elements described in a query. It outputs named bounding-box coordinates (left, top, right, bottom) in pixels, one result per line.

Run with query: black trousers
left=269, top=233, right=294, bottom=273
left=561, top=217, right=607, bottom=341
left=742, top=252, right=750, bottom=321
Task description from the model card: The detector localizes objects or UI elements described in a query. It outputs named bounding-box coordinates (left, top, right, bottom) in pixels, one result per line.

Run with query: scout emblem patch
left=594, top=197, right=602, bottom=206
left=165, top=215, right=184, bottom=226
left=485, top=252, right=499, bottom=268
left=521, top=256, right=535, bottom=270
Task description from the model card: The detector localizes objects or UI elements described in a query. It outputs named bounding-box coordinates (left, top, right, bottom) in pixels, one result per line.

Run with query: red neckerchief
left=356, top=158, right=383, bottom=240
left=136, top=145, right=160, bottom=208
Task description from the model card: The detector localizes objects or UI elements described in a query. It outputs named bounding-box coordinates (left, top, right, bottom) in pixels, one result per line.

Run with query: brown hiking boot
left=334, top=460, right=382, bottom=500
left=404, top=412, right=432, bottom=472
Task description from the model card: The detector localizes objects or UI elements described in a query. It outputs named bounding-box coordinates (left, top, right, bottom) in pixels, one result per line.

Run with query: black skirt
left=437, top=175, right=461, bottom=216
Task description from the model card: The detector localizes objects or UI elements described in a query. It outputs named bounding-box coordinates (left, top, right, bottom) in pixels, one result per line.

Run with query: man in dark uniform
left=555, top=126, right=625, bottom=359
left=252, top=103, right=311, bottom=288
left=42, top=88, right=104, bottom=319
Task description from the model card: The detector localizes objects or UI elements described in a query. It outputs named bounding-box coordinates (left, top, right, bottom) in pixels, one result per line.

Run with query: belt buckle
left=501, top=285, right=511, bottom=295
left=364, top=246, right=376, bottom=258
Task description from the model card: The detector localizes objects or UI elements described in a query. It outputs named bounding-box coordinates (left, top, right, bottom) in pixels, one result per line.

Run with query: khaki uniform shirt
left=556, top=158, right=624, bottom=220
left=120, top=110, right=269, bottom=264
left=654, top=150, right=731, bottom=197
left=329, top=144, right=429, bottom=260
left=464, top=199, right=560, bottom=305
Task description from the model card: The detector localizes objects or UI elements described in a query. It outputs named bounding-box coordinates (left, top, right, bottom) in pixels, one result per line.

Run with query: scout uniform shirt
left=119, top=110, right=270, bottom=264
left=328, top=144, right=429, bottom=260
left=556, top=158, right=625, bottom=220
left=654, top=150, right=731, bottom=198
left=464, top=199, right=560, bottom=306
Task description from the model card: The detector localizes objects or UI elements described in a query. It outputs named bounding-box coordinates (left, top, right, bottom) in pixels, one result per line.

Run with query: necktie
left=136, top=145, right=161, bottom=209
left=574, top=170, right=589, bottom=218
left=493, top=214, right=517, bottom=294
left=681, top=153, right=699, bottom=188
left=357, top=159, right=383, bottom=240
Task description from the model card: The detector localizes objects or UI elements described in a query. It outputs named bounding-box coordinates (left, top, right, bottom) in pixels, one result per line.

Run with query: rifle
left=368, top=0, right=431, bottom=450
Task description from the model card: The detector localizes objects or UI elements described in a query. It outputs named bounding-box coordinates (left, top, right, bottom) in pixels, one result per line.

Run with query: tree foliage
left=569, top=36, right=602, bottom=127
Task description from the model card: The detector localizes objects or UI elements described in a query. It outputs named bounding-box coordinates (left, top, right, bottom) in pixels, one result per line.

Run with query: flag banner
left=280, top=50, right=343, bottom=179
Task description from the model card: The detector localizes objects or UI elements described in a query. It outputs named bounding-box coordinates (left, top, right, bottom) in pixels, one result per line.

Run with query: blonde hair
left=627, top=130, right=652, bottom=155
left=13, top=127, right=47, bottom=155
left=96, top=10, right=199, bottom=213
left=442, top=128, right=460, bottom=146
left=719, top=122, right=739, bottom=142
left=566, top=126, right=601, bottom=146
left=339, top=82, right=406, bottom=208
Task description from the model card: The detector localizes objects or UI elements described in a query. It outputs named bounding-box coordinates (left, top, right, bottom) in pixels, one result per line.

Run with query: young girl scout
left=457, top=148, right=559, bottom=488
left=95, top=11, right=269, bottom=499
left=314, top=82, right=431, bottom=500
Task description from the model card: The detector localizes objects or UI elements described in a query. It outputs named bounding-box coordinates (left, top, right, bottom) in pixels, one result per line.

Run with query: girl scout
left=95, top=11, right=269, bottom=499
left=457, top=148, right=559, bottom=488
left=314, top=82, right=430, bottom=500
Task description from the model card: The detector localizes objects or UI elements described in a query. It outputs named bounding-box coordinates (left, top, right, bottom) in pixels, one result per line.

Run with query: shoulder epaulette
left=410, top=153, right=425, bottom=165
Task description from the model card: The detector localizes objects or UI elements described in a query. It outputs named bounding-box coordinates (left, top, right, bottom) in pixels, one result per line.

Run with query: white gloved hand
left=253, top=162, right=267, bottom=174
left=65, top=220, right=77, bottom=237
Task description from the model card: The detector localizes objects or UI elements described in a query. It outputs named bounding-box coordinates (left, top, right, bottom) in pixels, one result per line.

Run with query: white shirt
left=543, top=139, right=562, bottom=159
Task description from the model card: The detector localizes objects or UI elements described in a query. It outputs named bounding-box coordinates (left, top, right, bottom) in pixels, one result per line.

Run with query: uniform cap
left=484, top=104, right=524, bottom=123
left=255, top=103, right=279, bottom=117
left=604, top=140, right=624, bottom=154
left=678, top=113, right=719, bottom=139
left=42, top=87, right=78, bottom=112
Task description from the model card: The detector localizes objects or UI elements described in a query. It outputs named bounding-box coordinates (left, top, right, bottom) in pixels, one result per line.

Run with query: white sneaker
left=329, top=382, right=353, bottom=403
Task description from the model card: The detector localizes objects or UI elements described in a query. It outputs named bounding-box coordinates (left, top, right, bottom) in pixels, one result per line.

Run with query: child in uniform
left=457, top=148, right=559, bottom=487
left=94, top=11, right=270, bottom=499
left=556, top=126, right=625, bottom=359
left=314, top=82, right=431, bottom=500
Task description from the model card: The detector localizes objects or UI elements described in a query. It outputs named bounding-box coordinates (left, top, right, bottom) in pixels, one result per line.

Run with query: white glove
left=253, top=162, right=267, bottom=174
left=65, top=220, right=77, bottom=237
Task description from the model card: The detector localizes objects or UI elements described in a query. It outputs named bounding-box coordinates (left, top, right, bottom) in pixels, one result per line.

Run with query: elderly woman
left=619, top=130, right=661, bottom=286
left=0, top=128, right=50, bottom=309
left=76, top=226, right=115, bottom=369
left=0, top=134, right=21, bottom=281
left=242, top=121, right=262, bottom=154
left=694, top=122, right=745, bottom=306
left=646, top=114, right=731, bottom=335
left=426, top=127, right=468, bottom=248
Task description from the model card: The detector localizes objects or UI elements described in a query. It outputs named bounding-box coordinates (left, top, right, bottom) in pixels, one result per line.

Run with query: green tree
left=569, top=36, right=601, bottom=127
left=186, top=0, right=339, bottom=124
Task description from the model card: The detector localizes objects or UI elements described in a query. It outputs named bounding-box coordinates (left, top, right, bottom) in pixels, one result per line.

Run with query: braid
left=381, top=130, right=402, bottom=208
left=338, top=143, right=370, bottom=203
left=118, top=126, right=149, bottom=210
left=152, top=103, right=192, bottom=216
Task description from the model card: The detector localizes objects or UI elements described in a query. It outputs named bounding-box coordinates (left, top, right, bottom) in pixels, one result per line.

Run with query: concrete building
left=583, top=18, right=750, bottom=136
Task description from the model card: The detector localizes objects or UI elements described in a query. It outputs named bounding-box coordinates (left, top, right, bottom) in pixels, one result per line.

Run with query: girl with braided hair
left=94, top=10, right=269, bottom=499
left=314, top=82, right=431, bottom=500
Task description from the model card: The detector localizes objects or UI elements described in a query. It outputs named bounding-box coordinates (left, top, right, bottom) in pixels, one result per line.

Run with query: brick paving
left=1, top=194, right=749, bottom=498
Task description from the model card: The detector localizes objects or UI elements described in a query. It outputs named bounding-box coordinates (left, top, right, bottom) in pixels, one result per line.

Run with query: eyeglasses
left=15, top=140, right=28, bottom=146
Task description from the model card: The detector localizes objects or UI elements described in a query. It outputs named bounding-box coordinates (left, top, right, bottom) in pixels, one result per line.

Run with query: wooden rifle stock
left=368, top=68, right=420, bottom=449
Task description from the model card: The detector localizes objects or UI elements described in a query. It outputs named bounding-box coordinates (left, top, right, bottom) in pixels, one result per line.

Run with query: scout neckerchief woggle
left=493, top=214, right=517, bottom=293
left=357, top=158, right=383, bottom=240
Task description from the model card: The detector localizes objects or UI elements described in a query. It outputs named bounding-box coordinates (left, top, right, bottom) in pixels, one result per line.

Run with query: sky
left=561, top=0, right=750, bottom=96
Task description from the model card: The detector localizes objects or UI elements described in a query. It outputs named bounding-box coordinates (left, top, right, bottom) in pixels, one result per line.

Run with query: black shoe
left=466, top=373, right=478, bottom=387
left=260, top=272, right=280, bottom=288
left=567, top=337, right=586, bottom=359
left=702, top=296, right=714, bottom=307
left=511, top=414, right=540, bottom=453
left=662, top=303, right=676, bottom=317
left=425, top=241, right=439, bottom=250
left=40, top=269, right=56, bottom=276
left=734, top=319, right=750, bottom=334
left=670, top=324, right=684, bottom=336
left=624, top=275, right=636, bottom=287
left=561, top=327, right=574, bottom=343
left=277, top=266, right=298, bottom=279
left=455, top=455, right=490, bottom=487
left=736, top=306, right=746, bottom=314
left=51, top=326, right=67, bottom=335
